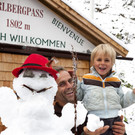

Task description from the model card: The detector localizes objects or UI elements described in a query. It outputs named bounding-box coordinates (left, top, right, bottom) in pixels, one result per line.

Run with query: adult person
left=54, top=66, right=126, bottom=135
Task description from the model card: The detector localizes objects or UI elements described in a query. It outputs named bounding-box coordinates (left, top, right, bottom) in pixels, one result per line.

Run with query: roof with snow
left=39, top=0, right=128, bottom=57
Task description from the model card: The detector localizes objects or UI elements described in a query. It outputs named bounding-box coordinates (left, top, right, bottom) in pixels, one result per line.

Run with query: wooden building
left=0, top=0, right=128, bottom=89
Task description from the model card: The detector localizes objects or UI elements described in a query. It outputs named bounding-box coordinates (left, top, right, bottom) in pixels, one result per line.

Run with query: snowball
left=86, top=114, right=104, bottom=132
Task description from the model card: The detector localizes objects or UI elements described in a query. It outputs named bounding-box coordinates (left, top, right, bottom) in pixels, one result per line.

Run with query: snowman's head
left=13, top=69, right=58, bottom=101
left=12, top=54, right=58, bottom=101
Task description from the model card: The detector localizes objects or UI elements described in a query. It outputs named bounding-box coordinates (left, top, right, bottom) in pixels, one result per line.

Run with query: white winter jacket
left=77, top=67, right=135, bottom=118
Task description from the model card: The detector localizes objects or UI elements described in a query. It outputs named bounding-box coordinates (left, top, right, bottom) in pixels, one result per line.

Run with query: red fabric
left=12, top=54, right=58, bottom=80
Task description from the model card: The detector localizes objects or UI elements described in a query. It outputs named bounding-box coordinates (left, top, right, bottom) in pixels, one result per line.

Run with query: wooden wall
left=0, top=52, right=90, bottom=88
left=0, top=53, right=27, bottom=88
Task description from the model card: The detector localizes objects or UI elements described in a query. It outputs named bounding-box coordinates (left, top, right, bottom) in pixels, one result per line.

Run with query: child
left=77, top=44, right=135, bottom=135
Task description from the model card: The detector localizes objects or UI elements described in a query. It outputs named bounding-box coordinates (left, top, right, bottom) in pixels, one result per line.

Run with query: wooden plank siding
left=0, top=53, right=90, bottom=88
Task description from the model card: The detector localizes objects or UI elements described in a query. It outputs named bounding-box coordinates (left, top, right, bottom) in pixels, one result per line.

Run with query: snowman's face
left=13, top=69, right=57, bottom=100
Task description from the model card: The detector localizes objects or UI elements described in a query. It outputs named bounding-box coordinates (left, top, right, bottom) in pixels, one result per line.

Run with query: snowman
left=0, top=54, right=63, bottom=135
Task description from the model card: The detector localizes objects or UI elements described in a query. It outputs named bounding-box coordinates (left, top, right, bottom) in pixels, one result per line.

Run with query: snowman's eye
left=40, top=73, right=48, bottom=78
left=23, top=69, right=34, bottom=78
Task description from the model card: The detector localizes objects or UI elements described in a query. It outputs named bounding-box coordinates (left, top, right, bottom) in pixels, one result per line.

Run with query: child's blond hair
left=91, top=44, right=116, bottom=65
